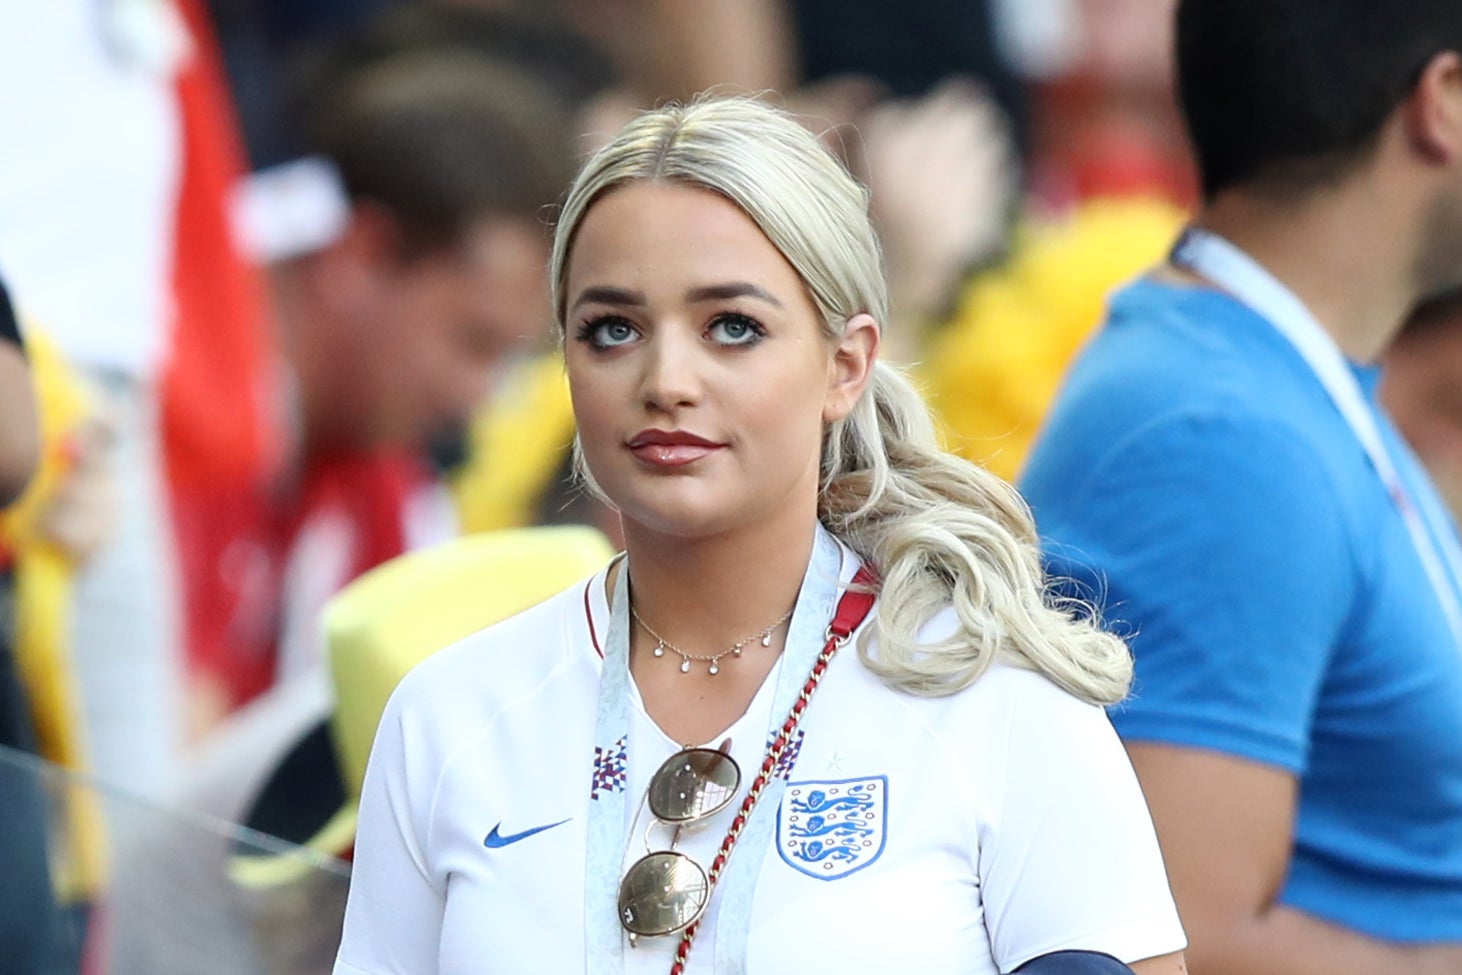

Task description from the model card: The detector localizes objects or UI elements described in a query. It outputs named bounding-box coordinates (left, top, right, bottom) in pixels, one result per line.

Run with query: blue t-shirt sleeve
left=1027, top=411, right=1354, bottom=773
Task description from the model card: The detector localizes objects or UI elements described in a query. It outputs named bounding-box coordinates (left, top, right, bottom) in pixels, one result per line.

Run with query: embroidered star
left=824, top=750, right=846, bottom=774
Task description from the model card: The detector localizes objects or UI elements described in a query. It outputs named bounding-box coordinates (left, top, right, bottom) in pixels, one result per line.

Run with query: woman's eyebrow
left=685, top=282, right=784, bottom=308
left=569, top=285, right=646, bottom=313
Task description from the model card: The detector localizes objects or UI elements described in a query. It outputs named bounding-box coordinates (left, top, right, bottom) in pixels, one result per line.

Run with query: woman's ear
left=823, top=313, right=880, bottom=423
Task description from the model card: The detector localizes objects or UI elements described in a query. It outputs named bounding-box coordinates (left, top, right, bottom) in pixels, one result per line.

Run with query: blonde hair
left=549, top=97, right=1131, bottom=705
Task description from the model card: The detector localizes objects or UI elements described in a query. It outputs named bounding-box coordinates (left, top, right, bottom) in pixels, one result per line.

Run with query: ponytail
left=821, top=362, right=1132, bottom=704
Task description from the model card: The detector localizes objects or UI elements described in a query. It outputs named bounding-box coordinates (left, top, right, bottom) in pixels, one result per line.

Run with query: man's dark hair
left=305, top=52, right=575, bottom=256
left=297, top=5, right=618, bottom=119
left=1177, top=0, right=1462, bottom=200
left=1403, top=286, right=1462, bottom=338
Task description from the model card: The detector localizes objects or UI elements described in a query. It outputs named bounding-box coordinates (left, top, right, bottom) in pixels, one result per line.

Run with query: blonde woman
left=334, top=97, right=1187, bottom=975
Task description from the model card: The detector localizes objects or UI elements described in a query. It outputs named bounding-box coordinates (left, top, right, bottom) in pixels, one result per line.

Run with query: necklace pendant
left=708, top=661, right=720, bottom=675
left=733, top=645, right=743, bottom=656
left=679, top=658, right=691, bottom=674
left=653, top=642, right=665, bottom=658
left=763, top=630, right=774, bottom=647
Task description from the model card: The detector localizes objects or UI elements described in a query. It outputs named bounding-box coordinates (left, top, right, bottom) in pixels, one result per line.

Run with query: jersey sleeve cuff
left=1109, top=708, right=1308, bottom=774
left=332, top=958, right=383, bottom=975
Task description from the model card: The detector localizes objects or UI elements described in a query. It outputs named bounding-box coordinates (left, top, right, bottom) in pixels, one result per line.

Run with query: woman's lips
left=627, top=430, right=724, bottom=467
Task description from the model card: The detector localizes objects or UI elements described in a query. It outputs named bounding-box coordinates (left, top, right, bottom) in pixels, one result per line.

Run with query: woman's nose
left=639, top=330, right=703, bottom=412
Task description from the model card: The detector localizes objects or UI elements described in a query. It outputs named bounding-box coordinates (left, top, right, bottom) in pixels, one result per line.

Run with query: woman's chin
left=617, top=505, right=740, bottom=542
left=609, top=487, right=754, bottom=543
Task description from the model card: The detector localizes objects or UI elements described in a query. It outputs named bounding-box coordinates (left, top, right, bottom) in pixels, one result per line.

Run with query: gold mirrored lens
left=618, top=851, right=709, bottom=937
left=646, top=748, right=741, bottom=824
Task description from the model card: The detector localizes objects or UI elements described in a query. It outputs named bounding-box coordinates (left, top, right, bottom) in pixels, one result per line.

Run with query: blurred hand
left=39, top=409, right=119, bottom=562
left=861, top=80, right=1018, bottom=353
left=789, top=75, right=888, bottom=159
left=0, top=343, right=40, bottom=504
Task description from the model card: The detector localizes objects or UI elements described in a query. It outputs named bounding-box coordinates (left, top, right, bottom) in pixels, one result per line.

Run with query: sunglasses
left=618, top=744, right=741, bottom=943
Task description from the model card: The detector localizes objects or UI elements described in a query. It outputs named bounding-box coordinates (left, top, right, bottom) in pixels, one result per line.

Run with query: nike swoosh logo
left=483, top=818, right=571, bottom=849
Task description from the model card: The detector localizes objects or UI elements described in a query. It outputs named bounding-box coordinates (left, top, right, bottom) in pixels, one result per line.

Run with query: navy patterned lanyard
left=583, top=528, right=853, bottom=975
left=1172, top=227, right=1462, bottom=650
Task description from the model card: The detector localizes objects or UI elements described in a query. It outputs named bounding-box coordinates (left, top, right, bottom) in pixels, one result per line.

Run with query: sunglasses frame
left=618, top=746, right=742, bottom=940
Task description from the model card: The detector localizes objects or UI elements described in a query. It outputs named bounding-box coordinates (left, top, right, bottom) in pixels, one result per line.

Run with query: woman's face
left=562, top=180, right=874, bottom=540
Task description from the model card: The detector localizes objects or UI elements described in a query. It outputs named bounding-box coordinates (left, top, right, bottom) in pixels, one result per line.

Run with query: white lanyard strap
left=1171, top=227, right=1462, bottom=649
left=583, top=527, right=849, bottom=975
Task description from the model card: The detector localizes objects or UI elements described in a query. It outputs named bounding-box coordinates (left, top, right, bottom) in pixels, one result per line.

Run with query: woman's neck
left=620, top=507, right=820, bottom=653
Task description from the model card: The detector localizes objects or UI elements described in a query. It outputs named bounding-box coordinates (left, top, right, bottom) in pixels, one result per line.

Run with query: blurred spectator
left=790, top=0, right=1028, bottom=152
left=858, top=80, right=1020, bottom=360
left=558, top=0, right=796, bottom=104
left=1, top=304, right=116, bottom=968
left=184, top=50, right=575, bottom=731
left=559, top=0, right=1026, bottom=150
left=210, top=1, right=619, bottom=171
left=0, top=0, right=190, bottom=802
left=921, top=197, right=1184, bottom=481
left=1385, top=292, right=1462, bottom=518
left=0, top=277, right=69, bottom=975
left=1023, top=1, right=1462, bottom=972
left=916, top=0, right=1191, bottom=480
left=206, top=0, right=395, bottom=168
left=1027, top=0, right=1193, bottom=210
left=293, top=3, right=617, bottom=131
left=793, top=0, right=1013, bottom=97
left=0, top=286, right=38, bottom=506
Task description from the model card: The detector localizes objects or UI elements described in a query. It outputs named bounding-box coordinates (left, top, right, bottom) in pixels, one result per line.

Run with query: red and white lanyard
left=1171, top=227, right=1462, bottom=649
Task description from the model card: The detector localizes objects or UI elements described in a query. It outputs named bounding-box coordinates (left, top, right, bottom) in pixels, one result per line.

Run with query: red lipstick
left=626, top=429, right=724, bottom=467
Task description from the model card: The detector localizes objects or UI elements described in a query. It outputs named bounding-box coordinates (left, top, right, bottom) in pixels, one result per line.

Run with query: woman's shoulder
left=874, top=604, right=1114, bottom=730
left=386, top=569, right=605, bottom=717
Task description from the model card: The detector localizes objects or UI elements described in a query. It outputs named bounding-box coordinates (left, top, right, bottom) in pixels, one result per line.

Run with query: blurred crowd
left=2, top=1, right=1462, bottom=974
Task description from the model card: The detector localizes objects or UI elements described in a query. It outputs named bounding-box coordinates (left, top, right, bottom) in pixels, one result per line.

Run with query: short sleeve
left=334, top=688, right=446, bottom=975
left=1029, top=412, right=1353, bottom=773
left=976, top=669, right=1186, bottom=971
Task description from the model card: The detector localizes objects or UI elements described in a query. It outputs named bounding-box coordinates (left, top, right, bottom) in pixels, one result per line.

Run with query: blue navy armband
left=1013, top=951, right=1136, bottom=974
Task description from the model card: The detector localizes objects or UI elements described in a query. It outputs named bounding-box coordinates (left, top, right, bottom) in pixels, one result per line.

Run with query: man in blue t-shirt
left=1022, top=2, right=1462, bottom=973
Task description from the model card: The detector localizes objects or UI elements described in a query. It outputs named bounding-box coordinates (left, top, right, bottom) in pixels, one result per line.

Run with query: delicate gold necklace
left=629, top=603, right=795, bottom=676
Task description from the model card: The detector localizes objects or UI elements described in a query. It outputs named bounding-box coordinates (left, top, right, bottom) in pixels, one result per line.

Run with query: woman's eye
left=707, top=314, right=764, bottom=346
left=578, top=317, right=639, bottom=348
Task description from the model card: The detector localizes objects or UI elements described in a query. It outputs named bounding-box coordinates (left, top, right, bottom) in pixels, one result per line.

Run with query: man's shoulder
left=1028, top=279, right=1354, bottom=496
left=1077, top=278, right=1296, bottom=399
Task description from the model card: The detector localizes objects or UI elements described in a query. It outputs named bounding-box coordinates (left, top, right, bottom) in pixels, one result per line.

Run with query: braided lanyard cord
left=668, top=566, right=877, bottom=975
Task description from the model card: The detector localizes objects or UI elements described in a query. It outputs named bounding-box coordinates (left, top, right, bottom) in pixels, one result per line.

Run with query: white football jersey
left=336, top=542, right=1184, bottom=975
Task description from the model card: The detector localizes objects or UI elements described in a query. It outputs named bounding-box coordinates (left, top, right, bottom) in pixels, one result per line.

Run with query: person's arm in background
left=639, top=0, right=797, bottom=100
left=1130, top=745, right=1462, bottom=975
left=572, top=0, right=796, bottom=105
left=0, top=280, right=39, bottom=505
left=1025, top=410, right=1462, bottom=975
left=860, top=81, right=1017, bottom=361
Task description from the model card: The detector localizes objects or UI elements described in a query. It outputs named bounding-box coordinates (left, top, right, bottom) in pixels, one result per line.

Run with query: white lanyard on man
left=1172, top=226, right=1462, bottom=650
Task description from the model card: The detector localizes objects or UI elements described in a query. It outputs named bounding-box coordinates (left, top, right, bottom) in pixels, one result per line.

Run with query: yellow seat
left=231, top=525, right=615, bottom=888
left=327, top=524, right=615, bottom=800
